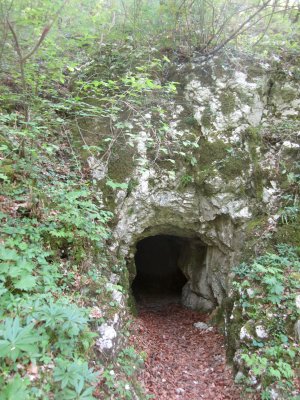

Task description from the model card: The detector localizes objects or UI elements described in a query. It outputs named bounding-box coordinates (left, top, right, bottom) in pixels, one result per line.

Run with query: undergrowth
left=232, top=245, right=300, bottom=399
left=1, top=2, right=300, bottom=399
left=0, top=68, right=147, bottom=398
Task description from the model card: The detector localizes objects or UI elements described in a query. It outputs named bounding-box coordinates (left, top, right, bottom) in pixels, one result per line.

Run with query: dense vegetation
left=232, top=246, right=300, bottom=398
left=0, top=1, right=299, bottom=399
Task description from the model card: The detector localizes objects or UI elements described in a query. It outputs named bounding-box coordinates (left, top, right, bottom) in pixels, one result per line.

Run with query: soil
left=131, top=298, right=242, bottom=400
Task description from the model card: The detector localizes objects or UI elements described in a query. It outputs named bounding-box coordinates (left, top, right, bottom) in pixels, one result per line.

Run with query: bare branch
left=22, top=25, right=51, bottom=62
left=22, top=0, right=70, bottom=62
left=252, top=0, right=277, bottom=46
left=7, top=19, right=26, bottom=95
left=6, top=19, right=23, bottom=60
left=204, top=0, right=274, bottom=58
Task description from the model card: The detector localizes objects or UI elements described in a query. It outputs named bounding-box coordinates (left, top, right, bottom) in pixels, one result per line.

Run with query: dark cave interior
left=131, top=235, right=188, bottom=302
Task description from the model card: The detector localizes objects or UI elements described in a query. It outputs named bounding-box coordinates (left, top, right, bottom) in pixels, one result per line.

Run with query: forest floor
left=131, top=298, right=242, bottom=400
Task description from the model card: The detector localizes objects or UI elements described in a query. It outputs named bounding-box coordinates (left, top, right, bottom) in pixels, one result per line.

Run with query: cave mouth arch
left=131, top=234, right=207, bottom=306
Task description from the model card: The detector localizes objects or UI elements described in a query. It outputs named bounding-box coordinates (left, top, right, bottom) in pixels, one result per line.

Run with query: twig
left=6, top=0, right=70, bottom=156
left=203, top=0, right=274, bottom=58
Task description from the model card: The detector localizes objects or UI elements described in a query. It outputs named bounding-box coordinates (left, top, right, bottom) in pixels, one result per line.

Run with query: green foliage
left=106, top=179, right=128, bottom=191
left=233, top=245, right=300, bottom=397
left=0, top=375, right=30, bottom=400
left=54, top=359, right=98, bottom=399
left=0, top=140, right=113, bottom=398
left=180, top=174, right=194, bottom=187
left=45, top=186, right=113, bottom=258
left=0, top=318, right=40, bottom=362
left=1, top=1, right=298, bottom=399
left=102, top=347, right=145, bottom=400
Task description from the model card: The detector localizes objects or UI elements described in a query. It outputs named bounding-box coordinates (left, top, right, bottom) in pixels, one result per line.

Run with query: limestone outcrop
left=89, top=54, right=299, bottom=311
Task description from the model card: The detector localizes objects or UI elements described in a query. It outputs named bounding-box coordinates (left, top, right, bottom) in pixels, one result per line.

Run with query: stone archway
left=112, top=184, right=249, bottom=313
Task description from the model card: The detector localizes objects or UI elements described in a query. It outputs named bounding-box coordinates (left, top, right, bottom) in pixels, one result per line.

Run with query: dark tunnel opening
left=132, top=235, right=188, bottom=304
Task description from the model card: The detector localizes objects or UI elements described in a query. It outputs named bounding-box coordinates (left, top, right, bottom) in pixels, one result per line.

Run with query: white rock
left=262, top=187, right=277, bottom=204
left=269, top=388, right=280, bottom=400
left=240, top=326, right=253, bottom=341
left=194, top=322, right=210, bottom=330
left=109, top=273, right=119, bottom=284
left=270, top=181, right=278, bottom=189
left=294, top=320, right=300, bottom=341
left=234, top=371, right=245, bottom=383
left=106, top=283, right=123, bottom=305
left=113, top=313, right=119, bottom=324
left=136, top=131, right=148, bottom=156
left=221, top=200, right=251, bottom=220
left=255, top=325, right=268, bottom=339
left=247, top=94, right=264, bottom=126
left=282, top=109, right=299, bottom=117
left=249, top=374, right=258, bottom=386
left=295, top=295, right=300, bottom=309
left=97, top=324, right=117, bottom=351
left=112, top=289, right=122, bottom=304
left=234, top=71, right=257, bottom=90
left=282, top=140, right=300, bottom=150
left=87, top=156, right=107, bottom=181
left=176, top=105, right=184, bottom=114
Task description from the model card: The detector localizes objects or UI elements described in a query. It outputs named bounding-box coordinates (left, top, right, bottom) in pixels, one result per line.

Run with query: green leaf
left=0, top=173, right=9, bottom=182
left=269, top=367, right=281, bottom=379
left=0, top=375, right=29, bottom=400
left=106, top=179, right=128, bottom=191
left=253, top=262, right=267, bottom=273
left=270, top=283, right=284, bottom=295
left=190, top=156, right=197, bottom=166
left=14, top=275, right=37, bottom=291
left=0, top=247, right=19, bottom=261
left=0, top=318, right=40, bottom=361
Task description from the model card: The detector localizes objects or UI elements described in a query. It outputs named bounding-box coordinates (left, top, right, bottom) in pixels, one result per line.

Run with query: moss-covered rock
left=200, top=105, right=214, bottom=128
left=197, top=139, right=230, bottom=165
left=107, top=144, right=135, bottom=183
left=220, top=92, right=236, bottom=115
left=274, top=216, right=300, bottom=247
left=221, top=155, right=249, bottom=181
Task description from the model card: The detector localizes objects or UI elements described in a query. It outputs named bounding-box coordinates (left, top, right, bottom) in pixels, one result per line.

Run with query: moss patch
left=221, top=154, right=249, bottom=181
left=192, top=139, right=251, bottom=189
left=223, top=298, right=243, bottom=362
left=246, top=216, right=268, bottom=233
left=280, top=86, right=298, bottom=102
left=243, top=127, right=265, bottom=199
left=220, top=92, right=236, bottom=115
left=107, top=144, right=135, bottom=183
left=194, top=169, right=211, bottom=186
left=193, top=139, right=230, bottom=186
left=201, top=104, right=214, bottom=128
left=182, top=115, right=199, bottom=127
left=198, top=139, right=230, bottom=165
left=274, top=216, right=300, bottom=247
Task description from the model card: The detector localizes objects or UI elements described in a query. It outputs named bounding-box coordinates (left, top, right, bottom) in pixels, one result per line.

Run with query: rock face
left=95, top=274, right=127, bottom=357
left=295, top=295, right=300, bottom=342
left=112, top=180, right=247, bottom=311
left=90, top=53, right=299, bottom=312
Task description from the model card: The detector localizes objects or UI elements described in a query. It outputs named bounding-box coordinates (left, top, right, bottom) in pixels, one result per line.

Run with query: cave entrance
left=132, top=235, right=188, bottom=305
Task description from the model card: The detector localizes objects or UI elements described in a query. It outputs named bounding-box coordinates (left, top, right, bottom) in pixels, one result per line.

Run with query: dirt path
left=132, top=302, right=241, bottom=400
